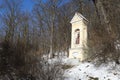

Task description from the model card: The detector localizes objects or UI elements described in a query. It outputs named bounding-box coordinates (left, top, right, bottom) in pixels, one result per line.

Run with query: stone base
left=69, top=48, right=84, bottom=61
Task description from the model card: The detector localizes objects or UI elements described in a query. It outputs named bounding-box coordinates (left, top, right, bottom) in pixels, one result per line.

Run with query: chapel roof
left=70, top=12, right=88, bottom=23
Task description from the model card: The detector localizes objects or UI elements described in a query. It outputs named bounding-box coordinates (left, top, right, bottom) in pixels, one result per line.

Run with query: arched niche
left=74, top=29, right=80, bottom=44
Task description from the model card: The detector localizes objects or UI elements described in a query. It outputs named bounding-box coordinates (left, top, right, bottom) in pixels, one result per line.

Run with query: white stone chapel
left=69, top=12, right=88, bottom=61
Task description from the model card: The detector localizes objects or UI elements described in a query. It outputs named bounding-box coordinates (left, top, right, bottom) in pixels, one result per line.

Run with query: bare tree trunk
left=92, top=0, right=112, bottom=33
left=49, top=21, right=54, bottom=58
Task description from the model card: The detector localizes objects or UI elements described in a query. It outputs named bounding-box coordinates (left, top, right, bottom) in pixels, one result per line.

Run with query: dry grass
left=61, top=64, right=74, bottom=70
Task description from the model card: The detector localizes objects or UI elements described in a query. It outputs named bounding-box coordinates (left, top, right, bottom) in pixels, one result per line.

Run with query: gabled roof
left=70, top=12, right=88, bottom=23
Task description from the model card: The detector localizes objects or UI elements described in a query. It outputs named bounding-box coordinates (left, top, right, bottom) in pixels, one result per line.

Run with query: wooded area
left=0, top=0, right=119, bottom=79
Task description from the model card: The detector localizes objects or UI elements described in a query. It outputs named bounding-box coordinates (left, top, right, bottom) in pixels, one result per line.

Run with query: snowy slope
left=63, top=58, right=120, bottom=80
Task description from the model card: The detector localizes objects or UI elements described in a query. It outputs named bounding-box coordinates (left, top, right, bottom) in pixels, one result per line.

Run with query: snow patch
left=62, top=58, right=120, bottom=80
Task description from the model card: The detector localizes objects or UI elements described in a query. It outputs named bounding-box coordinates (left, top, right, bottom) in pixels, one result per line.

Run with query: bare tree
left=1, top=0, right=22, bottom=42
left=87, top=0, right=120, bottom=63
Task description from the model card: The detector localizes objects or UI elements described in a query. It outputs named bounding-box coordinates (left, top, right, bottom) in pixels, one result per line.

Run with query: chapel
left=69, top=12, right=88, bottom=61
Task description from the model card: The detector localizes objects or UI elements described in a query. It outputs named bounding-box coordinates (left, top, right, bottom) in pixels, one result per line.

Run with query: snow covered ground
left=48, top=57, right=120, bottom=80
left=62, top=58, right=120, bottom=80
